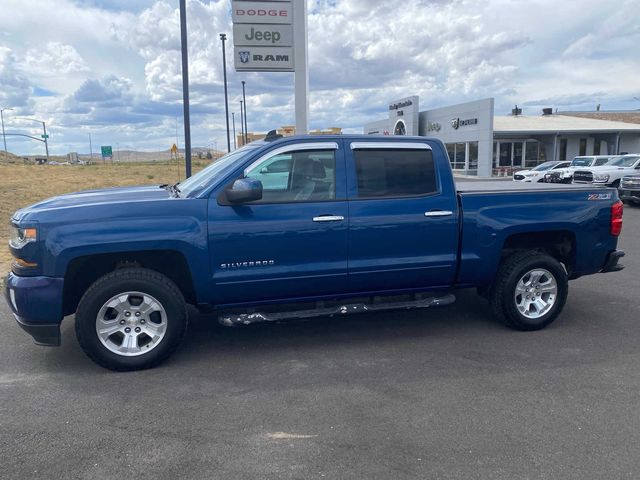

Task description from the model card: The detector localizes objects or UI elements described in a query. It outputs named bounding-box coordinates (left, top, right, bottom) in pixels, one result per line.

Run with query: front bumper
left=602, top=250, right=625, bottom=273
left=619, top=189, right=640, bottom=202
left=4, top=273, right=64, bottom=346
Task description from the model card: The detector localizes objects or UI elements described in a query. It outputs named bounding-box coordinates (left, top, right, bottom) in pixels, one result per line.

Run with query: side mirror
left=260, top=167, right=269, bottom=174
left=226, top=178, right=263, bottom=203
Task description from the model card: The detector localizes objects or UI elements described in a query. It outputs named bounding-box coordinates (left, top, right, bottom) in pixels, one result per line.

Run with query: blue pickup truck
left=5, top=134, right=625, bottom=370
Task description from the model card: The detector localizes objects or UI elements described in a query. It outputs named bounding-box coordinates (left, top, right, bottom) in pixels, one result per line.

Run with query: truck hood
left=575, top=166, right=636, bottom=173
left=12, top=185, right=172, bottom=222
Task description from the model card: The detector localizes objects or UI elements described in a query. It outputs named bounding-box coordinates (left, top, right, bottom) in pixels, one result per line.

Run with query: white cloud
left=23, top=42, right=90, bottom=76
left=0, top=46, right=33, bottom=109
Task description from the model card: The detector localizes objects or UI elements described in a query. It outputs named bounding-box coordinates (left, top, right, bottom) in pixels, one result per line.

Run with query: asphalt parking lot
left=1, top=205, right=639, bottom=480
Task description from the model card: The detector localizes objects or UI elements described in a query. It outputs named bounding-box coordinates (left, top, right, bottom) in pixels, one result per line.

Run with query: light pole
left=89, top=132, right=93, bottom=161
left=1, top=107, right=13, bottom=153
left=242, top=81, right=248, bottom=144
left=15, top=116, right=49, bottom=162
left=179, top=0, right=192, bottom=178
left=232, top=112, right=237, bottom=150
left=220, top=33, right=231, bottom=153
left=239, top=100, right=244, bottom=147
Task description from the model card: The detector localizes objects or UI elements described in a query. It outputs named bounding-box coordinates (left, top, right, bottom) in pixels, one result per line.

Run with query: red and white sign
left=232, top=1, right=292, bottom=25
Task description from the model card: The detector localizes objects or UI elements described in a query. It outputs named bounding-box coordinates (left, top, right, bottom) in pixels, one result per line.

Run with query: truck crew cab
left=6, top=135, right=625, bottom=371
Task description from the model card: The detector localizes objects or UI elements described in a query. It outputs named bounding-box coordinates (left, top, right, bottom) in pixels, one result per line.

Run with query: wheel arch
left=501, top=230, right=577, bottom=275
left=63, top=249, right=197, bottom=316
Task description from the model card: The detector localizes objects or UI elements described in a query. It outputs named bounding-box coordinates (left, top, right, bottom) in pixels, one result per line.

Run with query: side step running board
left=218, top=293, right=456, bottom=327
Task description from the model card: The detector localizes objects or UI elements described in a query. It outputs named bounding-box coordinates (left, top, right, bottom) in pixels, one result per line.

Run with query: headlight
left=593, top=174, right=610, bottom=183
left=9, top=226, right=37, bottom=249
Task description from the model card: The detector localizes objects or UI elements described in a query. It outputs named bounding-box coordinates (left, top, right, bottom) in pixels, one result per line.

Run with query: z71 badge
left=588, top=193, right=612, bottom=200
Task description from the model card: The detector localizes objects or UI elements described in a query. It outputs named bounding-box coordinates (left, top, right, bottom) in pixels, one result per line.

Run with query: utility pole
left=179, top=0, right=192, bottom=178
left=239, top=100, right=244, bottom=147
left=232, top=112, right=236, bottom=150
left=89, top=132, right=93, bottom=161
left=241, top=81, right=248, bottom=143
left=1, top=107, right=12, bottom=153
left=220, top=33, right=231, bottom=153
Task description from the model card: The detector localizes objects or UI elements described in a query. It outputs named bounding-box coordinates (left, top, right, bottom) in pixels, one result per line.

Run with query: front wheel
left=489, top=251, right=568, bottom=331
left=75, top=268, right=188, bottom=371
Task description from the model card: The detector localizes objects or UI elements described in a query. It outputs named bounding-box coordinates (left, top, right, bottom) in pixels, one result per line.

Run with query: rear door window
left=354, top=149, right=437, bottom=198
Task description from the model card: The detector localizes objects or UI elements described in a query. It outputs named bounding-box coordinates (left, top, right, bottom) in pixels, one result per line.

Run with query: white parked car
left=513, top=161, right=571, bottom=182
left=573, top=154, right=640, bottom=187
left=544, top=155, right=614, bottom=183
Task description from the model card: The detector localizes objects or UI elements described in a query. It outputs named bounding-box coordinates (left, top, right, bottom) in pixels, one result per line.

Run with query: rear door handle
left=424, top=210, right=453, bottom=217
left=313, top=215, right=345, bottom=222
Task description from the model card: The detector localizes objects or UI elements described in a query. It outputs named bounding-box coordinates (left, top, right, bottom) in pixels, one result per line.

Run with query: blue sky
left=1, top=0, right=639, bottom=155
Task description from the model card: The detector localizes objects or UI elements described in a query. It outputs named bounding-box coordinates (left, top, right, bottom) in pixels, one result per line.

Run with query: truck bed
left=453, top=180, right=618, bottom=288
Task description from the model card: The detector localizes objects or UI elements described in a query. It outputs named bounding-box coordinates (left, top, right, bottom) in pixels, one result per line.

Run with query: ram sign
left=234, top=47, right=294, bottom=71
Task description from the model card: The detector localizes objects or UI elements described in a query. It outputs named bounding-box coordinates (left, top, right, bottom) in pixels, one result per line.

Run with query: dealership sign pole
left=232, top=0, right=308, bottom=134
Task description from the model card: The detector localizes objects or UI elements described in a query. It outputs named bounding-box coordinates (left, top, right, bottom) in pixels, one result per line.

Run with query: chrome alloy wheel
left=514, top=268, right=558, bottom=319
left=95, top=291, right=168, bottom=356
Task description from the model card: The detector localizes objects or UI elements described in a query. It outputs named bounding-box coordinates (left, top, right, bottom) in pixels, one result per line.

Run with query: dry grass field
left=1, top=156, right=208, bottom=277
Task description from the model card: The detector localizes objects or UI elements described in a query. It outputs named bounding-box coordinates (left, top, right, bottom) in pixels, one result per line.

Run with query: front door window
left=243, top=150, right=336, bottom=203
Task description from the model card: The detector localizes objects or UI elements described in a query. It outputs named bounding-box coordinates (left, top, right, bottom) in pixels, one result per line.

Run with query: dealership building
left=363, top=96, right=640, bottom=177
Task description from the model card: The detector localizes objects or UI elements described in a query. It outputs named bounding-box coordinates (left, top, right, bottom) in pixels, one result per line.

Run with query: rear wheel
left=75, top=268, right=188, bottom=371
left=489, top=251, right=568, bottom=331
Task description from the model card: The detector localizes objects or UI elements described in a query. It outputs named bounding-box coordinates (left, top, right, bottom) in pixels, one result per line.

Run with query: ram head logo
left=451, top=118, right=460, bottom=130
left=239, top=51, right=250, bottom=64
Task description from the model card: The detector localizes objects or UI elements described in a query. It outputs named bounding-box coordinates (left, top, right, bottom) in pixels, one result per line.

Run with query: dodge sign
left=231, top=1, right=292, bottom=25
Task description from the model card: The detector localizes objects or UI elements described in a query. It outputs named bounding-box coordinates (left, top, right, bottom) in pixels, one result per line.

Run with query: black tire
left=610, top=179, right=621, bottom=188
left=75, top=268, right=188, bottom=371
left=489, top=251, right=568, bottom=331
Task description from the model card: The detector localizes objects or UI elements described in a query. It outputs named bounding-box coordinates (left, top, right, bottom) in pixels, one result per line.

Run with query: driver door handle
left=313, top=215, right=345, bottom=222
left=424, top=210, right=453, bottom=217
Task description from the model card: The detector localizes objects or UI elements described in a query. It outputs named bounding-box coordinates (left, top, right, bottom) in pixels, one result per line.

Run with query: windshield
left=178, top=145, right=261, bottom=197
left=571, top=157, right=593, bottom=167
left=532, top=161, right=558, bottom=171
left=609, top=155, right=640, bottom=168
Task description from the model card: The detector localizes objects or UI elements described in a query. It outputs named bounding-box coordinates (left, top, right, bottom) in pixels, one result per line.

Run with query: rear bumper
left=4, top=273, right=64, bottom=346
left=602, top=250, right=625, bottom=273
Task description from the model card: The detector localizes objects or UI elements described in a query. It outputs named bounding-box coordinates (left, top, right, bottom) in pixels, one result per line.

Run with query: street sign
left=231, top=1, right=292, bottom=25
left=41, top=134, right=49, bottom=139
left=235, top=46, right=294, bottom=71
left=233, top=24, right=293, bottom=47
left=101, top=146, right=113, bottom=158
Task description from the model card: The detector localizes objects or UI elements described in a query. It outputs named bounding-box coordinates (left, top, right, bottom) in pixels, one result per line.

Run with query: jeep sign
left=233, top=24, right=293, bottom=47
left=231, top=1, right=292, bottom=25
left=234, top=47, right=294, bottom=71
